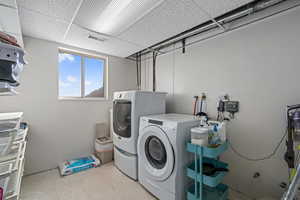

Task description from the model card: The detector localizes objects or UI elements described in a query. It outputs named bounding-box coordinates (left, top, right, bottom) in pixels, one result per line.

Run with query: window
left=58, top=50, right=107, bottom=99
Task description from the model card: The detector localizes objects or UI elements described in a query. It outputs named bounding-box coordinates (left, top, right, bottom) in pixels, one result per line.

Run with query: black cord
left=228, top=130, right=287, bottom=161
left=296, top=151, right=300, bottom=164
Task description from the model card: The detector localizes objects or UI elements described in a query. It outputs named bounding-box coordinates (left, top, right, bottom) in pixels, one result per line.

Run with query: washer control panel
left=148, top=119, right=163, bottom=126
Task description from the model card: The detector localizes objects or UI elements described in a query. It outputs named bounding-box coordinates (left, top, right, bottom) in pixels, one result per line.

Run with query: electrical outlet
left=280, top=182, right=287, bottom=189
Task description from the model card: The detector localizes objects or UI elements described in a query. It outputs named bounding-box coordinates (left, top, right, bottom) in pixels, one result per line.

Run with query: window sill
left=58, top=97, right=110, bottom=101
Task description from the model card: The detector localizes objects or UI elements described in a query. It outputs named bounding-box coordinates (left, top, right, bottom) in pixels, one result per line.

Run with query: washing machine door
left=139, top=125, right=174, bottom=181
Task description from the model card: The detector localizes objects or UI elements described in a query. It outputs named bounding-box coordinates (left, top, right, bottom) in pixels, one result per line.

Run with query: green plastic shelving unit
left=186, top=141, right=229, bottom=200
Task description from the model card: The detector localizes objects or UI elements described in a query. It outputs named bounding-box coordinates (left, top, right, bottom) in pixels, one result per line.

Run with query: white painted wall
left=141, top=7, right=300, bottom=199
left=0, top=37, right=137, bottom=174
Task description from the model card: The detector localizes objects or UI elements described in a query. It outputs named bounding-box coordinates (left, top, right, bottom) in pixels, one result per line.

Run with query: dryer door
left=138, top=125, right=174, bottom=181
left=113, top=99, right=131, bottom=138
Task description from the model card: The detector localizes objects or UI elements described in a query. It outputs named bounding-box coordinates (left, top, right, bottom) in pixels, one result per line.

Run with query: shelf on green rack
left=186, top=141, right=229, bottom=159
left=187, top=183, right=229, bottom=200
left=187, top=158, right=228, bottom=187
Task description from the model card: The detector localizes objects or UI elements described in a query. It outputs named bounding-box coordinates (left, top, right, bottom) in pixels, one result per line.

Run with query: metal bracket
left=191, top=0, right=226, bottom=31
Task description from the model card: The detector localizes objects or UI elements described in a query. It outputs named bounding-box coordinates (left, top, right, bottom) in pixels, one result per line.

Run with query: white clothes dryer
left=138, top=114, right=199, bottom=200
left=113, top=90, right=166, bottom=180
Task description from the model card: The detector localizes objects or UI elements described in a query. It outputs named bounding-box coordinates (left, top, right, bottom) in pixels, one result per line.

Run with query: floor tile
left=21, top=162, right=252, bottom=200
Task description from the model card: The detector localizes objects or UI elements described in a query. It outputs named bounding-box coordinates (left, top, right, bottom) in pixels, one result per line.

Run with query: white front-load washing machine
left=113, top=91, right=166, bottom=180
left=138, top=114, right=200, bottom=200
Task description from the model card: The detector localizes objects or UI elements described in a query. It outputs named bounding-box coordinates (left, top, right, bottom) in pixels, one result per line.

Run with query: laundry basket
left=95, top=137, right=113, bottom=164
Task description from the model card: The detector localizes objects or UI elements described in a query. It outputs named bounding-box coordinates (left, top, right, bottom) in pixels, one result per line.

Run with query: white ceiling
left=16, top=0, right=254, bottom=58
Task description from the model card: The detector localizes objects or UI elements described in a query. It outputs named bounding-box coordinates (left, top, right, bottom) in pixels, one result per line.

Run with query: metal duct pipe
left=136, top=53, right=142, bottom=90
left=152, top=51, right=158, bottom=92
left=129, top=0, right=287, bottom=58
left=139, top=53, right=142, bottom=89
left=136, top=54, right=139, bottom=90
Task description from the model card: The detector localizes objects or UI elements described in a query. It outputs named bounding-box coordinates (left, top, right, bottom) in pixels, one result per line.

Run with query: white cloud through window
left=67, top=75, right=77, bottom=83
left=59, top=53, right=75, bottom=63
left=85, top=80, right=92, bottom=86
left=59, top=80, right=71, bottom=87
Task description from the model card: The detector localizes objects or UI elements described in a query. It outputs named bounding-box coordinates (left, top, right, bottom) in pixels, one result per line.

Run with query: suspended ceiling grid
left=16, top=0, right=254, bottom=57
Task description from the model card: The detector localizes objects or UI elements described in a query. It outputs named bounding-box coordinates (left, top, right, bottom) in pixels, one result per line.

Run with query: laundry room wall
left=140, top=6, right=300, bottom=199
left=0, top=36, right=137, bottom=174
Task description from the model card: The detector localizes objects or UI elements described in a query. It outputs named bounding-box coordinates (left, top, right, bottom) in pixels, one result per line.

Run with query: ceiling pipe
left=128, top=0, right=287, bottom=59
left=136, top=53, right=139, bottom=90
left=136, top=53, right=142, bottom=90
left=191, top=0, right=226, bottom=31
left=139, top=52, right=142, bottom=89
left=0, top=3, right=16, bottom=9
left=182, top=39, right=186, bottom=54
left=152, top=51, right=158, bottom=92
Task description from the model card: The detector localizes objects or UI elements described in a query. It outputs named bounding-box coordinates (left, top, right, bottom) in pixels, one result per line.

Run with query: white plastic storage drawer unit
left=0, top=112, right=28, bottom=200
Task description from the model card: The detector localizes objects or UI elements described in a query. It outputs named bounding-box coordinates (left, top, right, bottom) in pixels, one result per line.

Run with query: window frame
left=58, top=48, right=108, bottom=101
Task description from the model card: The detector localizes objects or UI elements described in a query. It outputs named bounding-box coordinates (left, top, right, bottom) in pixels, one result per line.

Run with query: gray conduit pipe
left=136, top=54, right=139, bottom=89
left=136, top=53, right=142, bottom=90
left=139, top=53, right=142, bottom=89
left=152, top=51, right=158, bottom=92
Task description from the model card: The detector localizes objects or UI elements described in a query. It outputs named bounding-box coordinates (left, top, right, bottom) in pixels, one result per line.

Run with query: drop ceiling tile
left=64, top=24, right=141, bottom=57
left=0, top=0, right=17, bottom=7
left=16, top=0, right=256, bottom=57
left=118, top=0, right=209, bottom=48
left=94, top=0, right=164, bottom=35
left=19, top=7, right=69, bottom=43
left=75, top=0, right=165, bottom=36
left=192, top=0, right=255, bottom=18
left=17, top=0, right=82, bottom=21
left=74, top=0, right=112, bottom=31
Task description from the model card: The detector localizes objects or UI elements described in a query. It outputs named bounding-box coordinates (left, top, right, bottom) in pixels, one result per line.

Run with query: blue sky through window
left=58, top=52, right=104, bottom=98
left=85, top=57, right=104, bottom=96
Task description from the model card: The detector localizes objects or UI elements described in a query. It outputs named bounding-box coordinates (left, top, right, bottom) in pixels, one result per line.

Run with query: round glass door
left=145, top=136, right=167, bottom=169
left=113, top=100, right=131, bottom=138
left=138, top=126, right=174, bottom=181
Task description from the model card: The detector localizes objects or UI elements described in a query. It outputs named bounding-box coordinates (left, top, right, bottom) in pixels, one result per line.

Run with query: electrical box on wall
left=224, top=101, right=239, bottom=113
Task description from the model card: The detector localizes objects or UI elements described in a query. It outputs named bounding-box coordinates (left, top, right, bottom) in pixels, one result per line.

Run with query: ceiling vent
left=88, top=33, right=110, bottom=42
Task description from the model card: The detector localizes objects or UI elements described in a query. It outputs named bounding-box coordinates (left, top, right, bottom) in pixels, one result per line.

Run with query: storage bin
left=187, top=141, right=229, bottom=159
left=14, top=126, right=28, bottom=143
left=0, top=113, right=23, bottom=133
left=95, top=137, right=113, bottom=164
left=5, top=157, right=25, bottom=199
left=0, top=160, right=14, bottom=197
left=0, top=113, right=23, bottom=156
left=191, top=126, right=209, bottom=146
left=187, top=158, right=228, bottom=187
left=186, top=140, right=229, bottom=200
left=0, top=131, right=17, bottom=157
left=0, top=141, right=26, bottom=174
left=187, top=183, right=228, bottom=200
